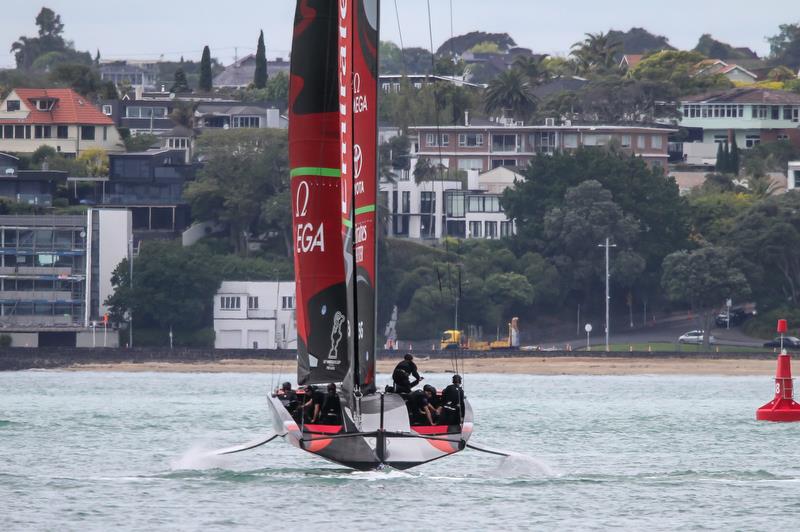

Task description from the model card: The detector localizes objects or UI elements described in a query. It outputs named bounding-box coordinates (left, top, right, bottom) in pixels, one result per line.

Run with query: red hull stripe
left=411, top=425, right=454, bottom=435
left=303, top=424, right=344, bottom=434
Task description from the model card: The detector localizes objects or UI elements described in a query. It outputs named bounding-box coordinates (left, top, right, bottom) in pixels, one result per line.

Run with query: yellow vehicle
left=441, top=318, right=520, bottom=351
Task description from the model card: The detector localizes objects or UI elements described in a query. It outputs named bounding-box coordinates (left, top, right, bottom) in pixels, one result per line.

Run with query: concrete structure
left=0, top=209, right=131, bottom=347
left=213, top=281, right=296, bottom=349
left=213, top=55, right=291, bottom=89
left=412, top=118, right=674, bottom=173
left=195, top=103, right=285, bottom=130
left=0, top=89, right=124, bottom=156
left=679, top=88, right=800, bottom=158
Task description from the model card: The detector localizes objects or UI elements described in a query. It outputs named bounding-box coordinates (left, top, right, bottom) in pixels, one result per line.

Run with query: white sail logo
left=295, top=180, right=324, bottom=253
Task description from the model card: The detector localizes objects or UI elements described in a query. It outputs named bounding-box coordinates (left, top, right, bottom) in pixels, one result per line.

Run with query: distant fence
left=0, top=347, right=779, bottom=371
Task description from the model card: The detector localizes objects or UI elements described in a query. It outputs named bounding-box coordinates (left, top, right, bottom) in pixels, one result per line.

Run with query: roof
left=620, top=54, right=644, bottom=68
left=532, top=76, right=589, bottom=99
left=718, top=64, right=758, bottom=78
left=0, top=88, right=114, bottom=126
left=412, top=123, right=677, bottom=133
left=682, top=87, right=800, bottom=105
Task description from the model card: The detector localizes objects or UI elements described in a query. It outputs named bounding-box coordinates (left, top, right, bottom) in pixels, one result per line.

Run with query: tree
left=661, top=246, right=750, bottom=345
left=543, top=180, right=643, bottom=307
left=716, top=141, right=727, bottom=173
left=730, top=137, right=740, bottom=175
left=570, top=32, right=622, bottom=76
left=742, top=140, right=800, bottom=177
left=76, top=148, right=109, bottom=176
left=767, top=66, right=797, bottom=82
left=35, top=7, right=65, bottom=39
left=169, top=103, right=194, bottom=128
left=436, top=31, right=516, bottom=56
left=50, top=63, right=100, bottom=96
left=170, top=68, right=190, bottom=93
left=694, top=34, right=756, bottom=60
left=607, top=27, right=673, bottom=55
left=768, top=23, right=800, bottom=70
left=631, top=50, right=733, bottom=95
left=254, top=30, right=268, bottom=89
left=199, top=45, right=212, bottom=92
left=10, top=7, right=91, bottom=69
left=184, top=129, right=288, bottom=255
left=484, top=69, right=536, bottom=120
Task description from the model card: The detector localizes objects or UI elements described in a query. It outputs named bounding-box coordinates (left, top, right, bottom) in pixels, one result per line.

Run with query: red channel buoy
left=756, top=351, right=800, bottom=422
left=756, top=319, right=800, bottom=422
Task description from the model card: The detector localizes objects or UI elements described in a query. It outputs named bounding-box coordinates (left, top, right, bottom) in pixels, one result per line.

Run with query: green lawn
left=581, top=342, right=769, bottom=353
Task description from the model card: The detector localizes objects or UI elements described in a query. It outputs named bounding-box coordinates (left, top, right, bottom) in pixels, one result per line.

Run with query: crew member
left=277, top=381, right=299, bottom=417
left=441, top=374, right=465, bottom=426
left=392, top=353, right=422, bottom=394
left=407, top=388, right=435, bottom=425
left=318, top=383, right=342, bottom=425
left=302, top=385, right=325, bottom=423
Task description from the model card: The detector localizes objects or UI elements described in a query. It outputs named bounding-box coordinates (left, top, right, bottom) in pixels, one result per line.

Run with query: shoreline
left=60, top=356, right=777, bottom=376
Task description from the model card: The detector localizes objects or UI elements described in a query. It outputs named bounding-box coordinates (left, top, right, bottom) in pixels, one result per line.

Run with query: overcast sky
left=2, top=0, right=795, bottom=69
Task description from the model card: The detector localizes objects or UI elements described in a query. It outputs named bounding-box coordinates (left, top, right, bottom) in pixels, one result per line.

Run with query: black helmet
left=423, top=384, right=436, bottom=394
left=452, top=374, right=462, bottom=384
left=282, top=381, right=291, bottom=390
left=404, top=353, right=414, bottom=361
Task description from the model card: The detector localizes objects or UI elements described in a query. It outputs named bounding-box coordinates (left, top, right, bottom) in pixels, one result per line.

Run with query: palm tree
left=512, top=55, right=548, bottom=85
left=571, top=32, right=622, bottom=75
left=484, top=69, right=536, bottom=121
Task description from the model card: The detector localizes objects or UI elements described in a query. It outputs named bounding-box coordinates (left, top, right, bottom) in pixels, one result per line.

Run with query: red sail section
left=352, top=0, right=379, bottom=393
left=290, top=0, right=349, bottom=385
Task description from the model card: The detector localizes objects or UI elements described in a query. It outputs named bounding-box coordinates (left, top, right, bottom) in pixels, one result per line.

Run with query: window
left=485, top=221, right=497, bottom=239
left=491, top=134, right=518, bottom=151
left=469, top=221, right=482, bottom=238
left=401, top=191, right=410, bottom=213
left=36, top=99, right=54, bottom=111
left=102, top=105, right=113, bottom=116
left=467, top=195, right=501, bottom=213
left=43, top=126, right=51, bottom=139
left=491, top=159, right=516, bottom=169
left=57, top=126, right=69, bottom=139
left=420, top=191, right=435, bottom=213
left=531, top=132, right=556, bottom=154
left=233, top=116, right=261, bottom=128
left=772, top=106, right=781, bottom=120
left=500, top=221, right=513, bottom=238
left=425, top=133, right=449, bottom=147
left=282, top=296, right=295, bottom=309
left=15, top=125, right=25, bottom=139
left=563, top=133, right=578, bottom=149
left=458, top=133, right=484, bottom=147
left=621, top=135, right=632, bottom=148
left=713, top=135, right=728, bottom=144
left=6, top=100, right=20, bottom=111
left=637, top=135, right=646, bottom=149
left=651, top=135, right=663, bottom=149
left=3, top=125, right=11, bottom=139
left=81, top=126, right=95, bottom=140
left=784, top=107, right=793, bottom=120
left=445, top=220, right=466, bottom=238
left=457, top=158, right=483, bottom=171
left=778, top=134, right=790, bottom=141
left=745, top=135, right=761, bottom=148
left=584, top=134, right=610, bottom=146
left=752, top=105, right=768, bottom=119
left=446, top=191, right=465, bottom=217
left=220, top=296, right=241, bottom=310
left=35, top=126, right=43, bottom=139
left=248, top=296, right=259, bottom=310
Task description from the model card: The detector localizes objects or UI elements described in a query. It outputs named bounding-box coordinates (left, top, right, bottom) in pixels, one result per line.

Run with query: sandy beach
left=64, top=356, right=777, bottom=376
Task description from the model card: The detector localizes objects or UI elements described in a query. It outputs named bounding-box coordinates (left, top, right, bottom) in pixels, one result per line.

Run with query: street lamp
left=598, top=238, right=616, bottom=352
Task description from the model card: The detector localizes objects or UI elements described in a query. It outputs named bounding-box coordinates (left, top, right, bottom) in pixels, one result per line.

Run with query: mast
left=290, top=0, right=351, bottom=385
left=341, top=0, right=379, bottom=398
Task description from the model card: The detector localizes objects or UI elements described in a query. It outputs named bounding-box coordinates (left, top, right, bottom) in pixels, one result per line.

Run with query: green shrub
left=0, top=334, right=11, bottom=347
left=743, top=307, right=800, bottom=339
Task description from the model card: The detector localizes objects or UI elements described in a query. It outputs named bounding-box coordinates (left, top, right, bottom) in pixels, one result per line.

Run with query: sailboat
left=263, top=0, right=474, bottom=471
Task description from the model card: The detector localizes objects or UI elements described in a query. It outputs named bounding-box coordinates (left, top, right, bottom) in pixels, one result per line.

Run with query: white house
left=214, top=281, right=296, bottom=349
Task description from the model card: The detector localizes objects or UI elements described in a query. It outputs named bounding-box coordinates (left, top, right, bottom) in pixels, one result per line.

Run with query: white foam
left=170, top=444, right=236, bottom=471
left=493, top=452, right=558, bottom=478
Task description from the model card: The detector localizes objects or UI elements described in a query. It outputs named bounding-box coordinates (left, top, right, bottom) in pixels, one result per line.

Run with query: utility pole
left=598, top=238, right=616, bottom=352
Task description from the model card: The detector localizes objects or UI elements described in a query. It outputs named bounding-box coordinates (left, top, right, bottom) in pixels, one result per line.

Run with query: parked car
left=678, top=330, right=716, bottom=344
left=763, top=337, right=800, bottom=348
left=715, top=307, right=750, bottom=327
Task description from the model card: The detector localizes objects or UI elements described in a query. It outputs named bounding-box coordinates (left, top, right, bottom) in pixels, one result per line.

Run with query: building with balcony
left=0, top=88, right=124, bottom=156
left=99, top=60, right=159, bottom=91
left=213, top=281, right=296, bottom=349
left=412, top=118, right=674, bottom=173
left=0, top=209, right=131, bottom=347
left=679, top=88, right=800, bottom=161
left=0, top=153, right=67, bottom=206
left=195, top=102, right=286, bottom=130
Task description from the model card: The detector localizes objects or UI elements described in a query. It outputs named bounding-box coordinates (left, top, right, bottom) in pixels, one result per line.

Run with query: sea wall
left=0, top=347, right=777, bottom=371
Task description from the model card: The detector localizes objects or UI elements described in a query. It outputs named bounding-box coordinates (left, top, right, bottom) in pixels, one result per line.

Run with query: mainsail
left=340, top=0, right=379, bottom=396
left=290, top=0, right=350, bottom=385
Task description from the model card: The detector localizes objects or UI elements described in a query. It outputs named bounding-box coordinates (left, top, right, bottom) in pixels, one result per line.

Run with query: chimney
left=464, top=110, right=470, bottom=126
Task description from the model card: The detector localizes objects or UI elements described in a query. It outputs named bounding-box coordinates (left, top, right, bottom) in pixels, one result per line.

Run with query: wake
left=170, top=444, right=236, bottom=470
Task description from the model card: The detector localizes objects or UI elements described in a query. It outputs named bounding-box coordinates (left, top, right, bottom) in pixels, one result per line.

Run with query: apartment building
left=412, top=118, right=674, bottom=173
left=213, top=281, right=297, bottom=349
left=0, top=209, right=131, bottom=347
left=0, top=89, right=124, bottom=156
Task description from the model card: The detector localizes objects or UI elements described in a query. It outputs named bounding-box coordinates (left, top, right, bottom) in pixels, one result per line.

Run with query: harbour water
left=2, top=370, right=799, bottom=530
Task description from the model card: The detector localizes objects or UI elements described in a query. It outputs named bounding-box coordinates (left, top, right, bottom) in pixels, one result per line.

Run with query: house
left=788, top=161, right=800, bottom=190
left=531, top=76, right=588, bottom=100
left=378, top=74, right=485, bottom=93
left=0, top=209, right=131, bottom=347
left=99, top=60, right=159, bottom=91
left=99, top=95, right=178, bottom=136
left=412, top=118, right=675, bottom=173
left=678, top=88, right=800, bottom=159
left=379, top=165, right=519, bottom=241
left=0, top=89, right=124, bottom=156
left=213, top=281, right=296, bottom=349
left=692, top=59, right=758, bottom=84
left=0, top=153, right=67, bottom=206
left=619, top=54, right=644, bottom=70
left=213, top=55, right=291, bottom=89
left=195, top=102, right=286, bottom=129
